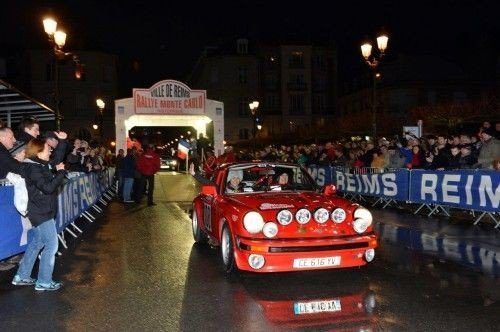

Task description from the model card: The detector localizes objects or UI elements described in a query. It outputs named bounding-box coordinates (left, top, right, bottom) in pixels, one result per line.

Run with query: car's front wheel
left=220, top=223, right=237, bottom=274
left=192, top=208, right=207, bottom=244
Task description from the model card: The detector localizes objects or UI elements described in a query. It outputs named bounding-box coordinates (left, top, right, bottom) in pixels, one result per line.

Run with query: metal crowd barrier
left=327, top=166, right=499, bottom=228
left=0, top=168, right=117, bottom=262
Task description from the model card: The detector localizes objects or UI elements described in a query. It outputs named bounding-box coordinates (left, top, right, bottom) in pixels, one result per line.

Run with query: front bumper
left=234, top=234, right=377, bottom=272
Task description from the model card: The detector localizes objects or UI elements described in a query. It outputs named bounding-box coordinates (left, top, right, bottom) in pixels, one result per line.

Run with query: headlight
left=352, top=207, right=373, bottom=234
left=313, top=208, right=329, bottom=224
left=243, top=211, right=265, bottom=234
left=262, top=222, right=278, bottom=238
left=295, top=208, right=311, bottom=224
left=277, top=209, right=293, bottom=225
left=331, top=208, right=346, bottom=223
left=171, top=160, right=177, bottom=165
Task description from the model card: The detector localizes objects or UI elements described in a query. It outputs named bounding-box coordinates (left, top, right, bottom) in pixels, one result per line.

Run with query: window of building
left=289, top=94, right=305, bottom=115
left=237, top=39, right=248, bottom=55
left=313, top=55, right=325, bottom=69
left=289, top=74, right=305, bottom=84
left=264, top=73, right=277, bottom=90
left=289, top=51, right=304, bottom=68
left=238, top=67, right=248, bottom=84
left=312, top=94, right=325, bottom=114
left=239, top=128, right=249, bottom=139
left=238, top=97, right=250, bottom=117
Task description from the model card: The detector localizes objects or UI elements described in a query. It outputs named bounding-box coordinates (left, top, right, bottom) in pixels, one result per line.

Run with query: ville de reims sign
left=133, top=80, right=206, bottom=115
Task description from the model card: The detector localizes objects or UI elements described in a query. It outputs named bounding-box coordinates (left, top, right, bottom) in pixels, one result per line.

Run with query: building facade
left=337, top=55, right=498, bottom=135
left=19, top=50, right=118, bottom=144
left=189, top=39, right=337, bottom=144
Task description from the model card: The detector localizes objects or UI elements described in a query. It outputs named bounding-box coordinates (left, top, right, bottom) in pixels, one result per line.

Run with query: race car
left=160, top=156, right=177, bottom=170
left=191, top=162, right=377, bottom=273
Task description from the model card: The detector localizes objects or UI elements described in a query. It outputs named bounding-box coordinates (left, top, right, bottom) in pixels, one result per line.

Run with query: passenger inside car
left=226, top=170, right=244, bottom=193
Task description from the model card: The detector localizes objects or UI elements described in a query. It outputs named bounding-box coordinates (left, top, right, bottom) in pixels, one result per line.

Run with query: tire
left=220, top=223, right=238, bottom=274
left=192, top=208, right=207, bottom=244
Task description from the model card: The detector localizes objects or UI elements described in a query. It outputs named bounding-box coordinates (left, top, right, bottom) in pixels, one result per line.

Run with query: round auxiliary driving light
left=263, top=222, right=278, bottom=238
left=331, top=208, right=346, bottom=223
left=295, top=208, right=311, bottom=224
left=248, top=254, right=265, bottom=269
left=314, top=208, right=330, bottom=224
left=364, top=248, right=375, bottom=262
left=243, top=211, right=265, bottom=234
left=277, top=209, right=293, bottom=226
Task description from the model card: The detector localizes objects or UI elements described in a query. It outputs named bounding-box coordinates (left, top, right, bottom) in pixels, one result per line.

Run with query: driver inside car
left=226, top=170, right=244, bottom=193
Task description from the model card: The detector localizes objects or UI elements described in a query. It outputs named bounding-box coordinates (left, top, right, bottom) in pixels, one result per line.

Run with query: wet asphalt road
left=1, top=172, right=499, bottom=331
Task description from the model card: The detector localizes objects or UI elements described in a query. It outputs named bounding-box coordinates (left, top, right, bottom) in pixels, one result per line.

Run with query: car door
left=200, top=169, right=224, bottom=236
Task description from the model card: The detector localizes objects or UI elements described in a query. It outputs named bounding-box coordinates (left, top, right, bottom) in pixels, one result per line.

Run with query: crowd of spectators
left=0, top=117, right=116, bottom=182
left=222, top=121, right=500, bottom=171
left=115, top=145, right=161, bottom=206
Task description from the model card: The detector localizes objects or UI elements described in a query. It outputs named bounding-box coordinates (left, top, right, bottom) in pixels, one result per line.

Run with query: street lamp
left=249, top=101, right=259, bottom=146
left=43, top=17, right=82, bottom=131
left=360, top=31, right=389, bottom=139
left=96, top=98, right=105, bottom=142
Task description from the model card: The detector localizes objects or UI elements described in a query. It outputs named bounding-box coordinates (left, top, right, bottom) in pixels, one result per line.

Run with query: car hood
left=226, top=191, right=337, bottom=211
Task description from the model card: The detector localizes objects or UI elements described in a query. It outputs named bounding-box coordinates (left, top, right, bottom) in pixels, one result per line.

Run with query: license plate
left=294, top=299, right=341, bottom=315
left=293, top=256, right=341, bottom=269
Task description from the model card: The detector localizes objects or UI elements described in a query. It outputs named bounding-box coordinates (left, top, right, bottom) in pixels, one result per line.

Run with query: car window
left=224, top=163, right=316, bottom=194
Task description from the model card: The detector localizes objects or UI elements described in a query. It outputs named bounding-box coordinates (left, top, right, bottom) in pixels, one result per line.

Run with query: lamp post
left=96, top=98, right=105, bottom=142
left=360, top=32, right=389, bottom=139
left=249, top=100, right=259, bottom=148
left=43, top=17, right=82, bottom=131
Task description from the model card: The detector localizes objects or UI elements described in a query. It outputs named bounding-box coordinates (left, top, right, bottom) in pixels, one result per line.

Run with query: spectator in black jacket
left=42, top=131, right=68, bottom=167
left=122, top=149, right=136, bottom=203
left=16, top=116, right=40, bottom=143
left=447, top=145, right=461, bottom=169
left=11, top=138, right=66, bottom=291
left=0, top=127, right=21, bottom=179
left=456, top=144, right=475, bottom=169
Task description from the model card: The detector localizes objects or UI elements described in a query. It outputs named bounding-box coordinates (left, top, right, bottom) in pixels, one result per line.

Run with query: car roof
left=218, top=161, right=301, bottom=171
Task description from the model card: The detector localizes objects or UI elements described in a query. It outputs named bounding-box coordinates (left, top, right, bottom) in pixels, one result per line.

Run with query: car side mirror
left=323, top=184, right=337, bottom=196
left=202, top=184, right=218, bottom=197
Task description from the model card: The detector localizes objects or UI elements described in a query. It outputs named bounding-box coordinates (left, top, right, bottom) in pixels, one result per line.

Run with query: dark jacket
left=122, top=155, right=136, bottom=178
left=23, top=157, right=66, bottom=227
left=49, top=139, right=68, bottom=167
left=66, top=150, right=86, bottom=172
left=15, top=131, right=35, bottom=144
left=0, top=143, right=22, bottom=179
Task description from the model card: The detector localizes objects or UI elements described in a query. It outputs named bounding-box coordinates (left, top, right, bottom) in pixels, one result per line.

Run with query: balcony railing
left=287, top=82, right=308, bottom=91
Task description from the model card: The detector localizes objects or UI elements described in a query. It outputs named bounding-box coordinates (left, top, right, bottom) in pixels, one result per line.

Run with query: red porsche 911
left=191, top=162, right=377, bottom=273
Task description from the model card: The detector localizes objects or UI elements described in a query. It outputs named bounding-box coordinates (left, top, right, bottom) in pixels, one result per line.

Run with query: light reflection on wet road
left=0, top=173, right=498, bottom=331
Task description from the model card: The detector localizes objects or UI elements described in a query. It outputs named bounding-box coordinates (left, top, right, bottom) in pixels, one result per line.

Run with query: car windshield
left=224, top=163, right=317, bottom=194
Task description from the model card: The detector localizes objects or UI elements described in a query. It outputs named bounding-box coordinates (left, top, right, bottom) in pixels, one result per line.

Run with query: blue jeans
left=123, top=177, right=134, bottom=201
left=16, top=219, right=58, bottom=285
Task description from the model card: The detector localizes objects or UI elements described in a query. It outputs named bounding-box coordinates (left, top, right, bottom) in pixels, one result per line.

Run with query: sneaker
left=12, top=275, right=36, bottom=286
left=35, top=281, right=63, bottom=291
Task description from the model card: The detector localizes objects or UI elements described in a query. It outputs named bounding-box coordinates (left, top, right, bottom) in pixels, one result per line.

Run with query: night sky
left=1, top=0, right=499, bottom=93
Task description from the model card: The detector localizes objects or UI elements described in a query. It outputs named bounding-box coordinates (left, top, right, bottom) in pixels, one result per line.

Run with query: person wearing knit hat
left=9, top=141, right=27, bottom=162
left=476, top=126, right=500, bottom=169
